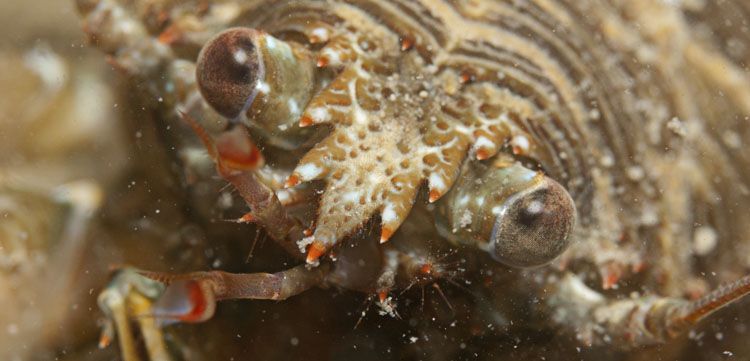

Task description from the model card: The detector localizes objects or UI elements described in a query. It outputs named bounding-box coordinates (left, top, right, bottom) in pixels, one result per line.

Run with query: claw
left=99, top=264, right=329, bottom=359
left=179, top=110, right=305, bottom=257
left=178, top=111, right=263, bottom=175
left=215, top=126, right=265, bottom=171
left=98, top=319, right=114, bottom=349
left=97, top=268, right=172, bottom=361
left=151, top=279, right=216, bottom=323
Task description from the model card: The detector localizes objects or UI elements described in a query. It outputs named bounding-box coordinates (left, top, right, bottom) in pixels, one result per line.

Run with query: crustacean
left=0, top=41, right=132, bottom=359
left=77, top=0, right=750, bottom=359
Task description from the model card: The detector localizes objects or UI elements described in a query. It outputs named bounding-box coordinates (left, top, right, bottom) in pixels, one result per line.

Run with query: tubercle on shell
left=79, top=0, right=750, bottom=354
left=195, top=17, right=556, bottom=266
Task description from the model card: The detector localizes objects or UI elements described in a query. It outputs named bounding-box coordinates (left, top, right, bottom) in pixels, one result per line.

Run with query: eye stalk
left=436, top=158, right=576, bottom=268
left=196, top=28, right=316, bottom=148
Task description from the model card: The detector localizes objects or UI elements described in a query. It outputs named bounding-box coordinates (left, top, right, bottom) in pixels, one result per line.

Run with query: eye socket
left=196, top=28, right=264, bottom=119
left=489, top=177, right=576, bottom=268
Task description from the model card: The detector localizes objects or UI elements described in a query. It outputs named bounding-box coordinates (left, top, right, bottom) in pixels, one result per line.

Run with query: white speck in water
left=693, top=226, right=718, bottom=256
left=290, top=337, right=299, bottom=346
left=640, top=205, right=659, bottom=226
left=626, top=166, right=645, bottom=181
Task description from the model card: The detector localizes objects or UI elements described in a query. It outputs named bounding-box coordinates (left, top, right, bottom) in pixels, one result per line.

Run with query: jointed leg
left=98, top=263, right=330, bottom=361
left=549, top=272, right=750, bottom=347
left=180, top=111, right=307, bottom=257
left=98, top=268, right=171, bottom=361
left=141, top=263, right=331, bottom=323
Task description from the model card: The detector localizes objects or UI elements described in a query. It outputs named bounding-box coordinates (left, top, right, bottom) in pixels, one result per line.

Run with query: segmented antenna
left=178, top=110, right=219, bottom=162
left=672, top=274, right=750, bottom=328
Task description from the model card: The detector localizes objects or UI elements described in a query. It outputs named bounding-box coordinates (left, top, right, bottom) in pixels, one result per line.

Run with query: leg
left=78, top=0, right=239, bottom=75
left=98, top=268, right=172, bottom=361
left=141, top=263, right=331, bottom=323
left=180, top=111, right=307, bottom=258
left=548, top=272, right=750, bottom=347
left=98, top=264, right=330, bottom=359
left=77, top=0, right=171, bottom=76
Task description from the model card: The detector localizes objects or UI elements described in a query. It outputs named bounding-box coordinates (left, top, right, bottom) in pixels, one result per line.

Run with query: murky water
left=4, top=1, right=750, bottom=361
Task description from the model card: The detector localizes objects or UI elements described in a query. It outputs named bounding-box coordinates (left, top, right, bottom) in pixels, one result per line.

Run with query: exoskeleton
left=78, top=0, right=750, bottom=359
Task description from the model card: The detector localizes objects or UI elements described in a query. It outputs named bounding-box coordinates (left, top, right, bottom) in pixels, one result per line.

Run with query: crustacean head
left=193, top=26, right=577, bottom=267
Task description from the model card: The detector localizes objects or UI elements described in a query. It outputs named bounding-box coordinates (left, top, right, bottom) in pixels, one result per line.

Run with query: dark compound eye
left=196, top=28, right=264, bottom=119
left=194, top=27, right=316, bottom=149
left=489, top=177, right=576, bottom=268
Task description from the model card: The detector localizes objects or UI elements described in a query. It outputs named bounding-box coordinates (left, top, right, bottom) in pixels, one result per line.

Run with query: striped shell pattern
left=77, top=0, right=750, bottom=357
